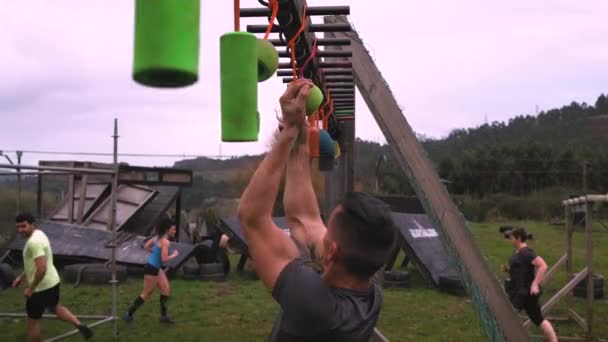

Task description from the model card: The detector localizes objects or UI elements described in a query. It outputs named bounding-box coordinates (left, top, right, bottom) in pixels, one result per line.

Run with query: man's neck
left=322, top=268, right=371, bottom=292
left=26, top=229, right=37, bottom=239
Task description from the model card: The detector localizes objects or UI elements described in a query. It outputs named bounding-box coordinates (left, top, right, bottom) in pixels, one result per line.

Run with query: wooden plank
left=324, top=15, right=530, bottom=341
left=566, top=204, right=574, bottom=311
left=568, top=309, right=588, bottom=331
left=584, top=203, right=594, bottom=339
left=67, top=174, right=75, bottom=224
left=541, top=253, right=567, bottom=286
left=76, top=175, right=88, bottom=224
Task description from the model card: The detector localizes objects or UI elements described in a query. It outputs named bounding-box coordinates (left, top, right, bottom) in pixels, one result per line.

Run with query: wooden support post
left=584, top=201, right=594, bottom=339
left=76, top=174, right=88, bottom=224
left=324, top=15, right=529, bottom=341
left=565, top=203, right=574, bottom=318
left=36, top=173, right=43, bottom=218
left=175, top=188, right=182, bottom=242
left=67, top=174, right=75, bottom=224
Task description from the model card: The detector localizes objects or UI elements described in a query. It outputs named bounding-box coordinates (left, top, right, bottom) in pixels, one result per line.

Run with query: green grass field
left=1, top=221, right=607, bottom=341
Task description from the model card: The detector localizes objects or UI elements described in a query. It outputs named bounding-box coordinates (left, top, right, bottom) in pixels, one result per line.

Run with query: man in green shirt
left=13, top=213, right=93, bottom=341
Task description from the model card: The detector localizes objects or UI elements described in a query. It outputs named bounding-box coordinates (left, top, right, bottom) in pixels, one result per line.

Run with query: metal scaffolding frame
left=0, top=119, right=121, bottom=341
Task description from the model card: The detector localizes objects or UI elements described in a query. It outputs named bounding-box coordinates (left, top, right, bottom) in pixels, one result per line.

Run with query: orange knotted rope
left=263, top=0, right=279, bottom=39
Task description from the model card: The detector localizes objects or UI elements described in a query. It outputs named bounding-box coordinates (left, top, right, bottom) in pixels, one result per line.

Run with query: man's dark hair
left=16, top=212, right=35, bottom=224
left=157, top=217, right=175, bottom=238
left=333, top=192, right=397, bottom=280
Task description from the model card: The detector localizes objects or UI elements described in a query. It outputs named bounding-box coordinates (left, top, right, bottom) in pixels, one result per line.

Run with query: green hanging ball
left=257, top=39, right=279, bottom=82
left=307, top=84, right=324, bottom=116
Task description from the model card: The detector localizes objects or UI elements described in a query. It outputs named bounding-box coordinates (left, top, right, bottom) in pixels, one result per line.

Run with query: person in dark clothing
left=238, top=79, right=397, bottom=342
left=505, top=228, right=557, bottom=342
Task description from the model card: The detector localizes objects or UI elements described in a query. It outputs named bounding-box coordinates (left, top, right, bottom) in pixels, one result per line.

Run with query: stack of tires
left=0, top=263, right=15, bottom=290
left=62, top=263, right=128, bottom=286
left=572, top=273, right=604, bottom=299
left=383, top=270, right=409, bottom=288
left=182, top=262, right=226, bottom=282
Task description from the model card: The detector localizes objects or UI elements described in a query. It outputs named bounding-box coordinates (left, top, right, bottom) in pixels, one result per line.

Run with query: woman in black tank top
left=503, top=227, right=557, bottom=342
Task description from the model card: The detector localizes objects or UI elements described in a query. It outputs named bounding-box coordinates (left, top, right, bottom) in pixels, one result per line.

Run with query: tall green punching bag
left=220, top=32, right=258, bottom=142
left=133, top=0, right=200, bottom=87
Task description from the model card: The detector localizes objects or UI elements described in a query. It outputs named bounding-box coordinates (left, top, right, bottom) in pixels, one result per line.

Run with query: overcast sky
left=1, top=0, right=606, bottom=168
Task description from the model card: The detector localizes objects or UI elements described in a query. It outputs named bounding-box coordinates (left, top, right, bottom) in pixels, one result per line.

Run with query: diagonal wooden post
left=324, top=15, right=529, bottom=342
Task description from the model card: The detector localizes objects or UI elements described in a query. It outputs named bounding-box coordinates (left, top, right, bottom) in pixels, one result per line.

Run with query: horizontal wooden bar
left=325, top=75, right=354, bottom=82
left=278, top=50, right=352, bottom=58
left=247, top=23, right=351, bottom=34
left=278, top=61, right=352, bottom=69
left=240, top=6, right=350, bottom=18
left=327, top=89, right=354, bottom=94
left=327, top=83, right=354, bottom=89
left=322, top=68, right=352, bottom=75
left=269, top=38, right=351, bottom=47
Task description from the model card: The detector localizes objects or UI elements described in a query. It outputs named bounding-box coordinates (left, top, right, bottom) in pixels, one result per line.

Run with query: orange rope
left=264, top=0, right=279, bottom=40
left=234, top=0, right=240, bottom=31
left=287, top=5, right=308, bottom=79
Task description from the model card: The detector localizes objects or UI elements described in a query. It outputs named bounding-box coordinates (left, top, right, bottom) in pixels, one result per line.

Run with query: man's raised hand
left=279, top=79, right=313, bottom=128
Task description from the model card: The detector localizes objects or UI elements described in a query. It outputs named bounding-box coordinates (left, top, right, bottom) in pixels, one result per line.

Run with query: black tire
left=573, top=286, right=604, bottom=299
left=63, top=263, right=127, bottom=286
left=438, top=275, right=467, bottom=296
left=0, top=263, right=15, bottom=290
left=182, top=264, right=201, bottom=275
left=200, top=262, right=224, bottom=275
left=384, top=270, right=409, bottom=282
left=572, top=274, right=604, bottom=290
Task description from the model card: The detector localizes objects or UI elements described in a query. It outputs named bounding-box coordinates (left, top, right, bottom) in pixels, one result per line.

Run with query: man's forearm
left=29, top=268, right=46, bottom=290
left=284, top=141, right=321, bottom=221
left=239, top=128, right=297, bottom=225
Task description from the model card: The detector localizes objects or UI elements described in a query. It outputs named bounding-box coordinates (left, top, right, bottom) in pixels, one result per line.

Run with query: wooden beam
left=324, top=15, right=530, bottom=341
left=76, top=174, right=88, bottom=224
left=541, top=253, right=568, bottom=286
left=67, top=174, right=75, bottom=224
left=568, top=309, right=588, bottom=331
left=585, top=202, right=594, bottom=339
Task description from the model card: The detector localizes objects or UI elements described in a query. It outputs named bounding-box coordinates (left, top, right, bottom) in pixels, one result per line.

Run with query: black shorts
left=510, top=293, right=544, bottom=326
left=26, top=284, right=60, bottom=319
left=143, top=264, right=160, bottom=276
